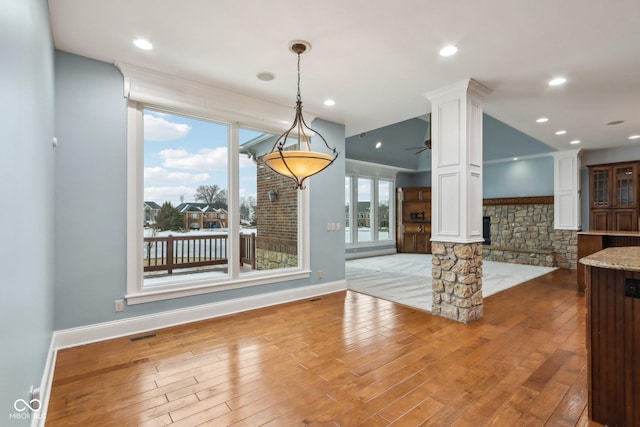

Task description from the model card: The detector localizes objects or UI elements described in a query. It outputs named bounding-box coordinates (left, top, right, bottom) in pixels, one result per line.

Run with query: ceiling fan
left=406, top=113, right=431, bottom=154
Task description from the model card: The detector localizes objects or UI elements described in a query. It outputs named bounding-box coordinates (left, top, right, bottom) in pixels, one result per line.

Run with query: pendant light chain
left=296, top=53, right=302, bottom=103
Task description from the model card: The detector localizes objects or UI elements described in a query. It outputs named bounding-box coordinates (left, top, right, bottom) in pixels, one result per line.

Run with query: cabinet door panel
left=591, top=210, right=612, bottom=231
left=416, top=234, right=431, bottom=254
left=403, top=188, right=422, bottom=201
left=613, top=209, right=638, bottom=231
left=402, top=234, right=417, bottom=252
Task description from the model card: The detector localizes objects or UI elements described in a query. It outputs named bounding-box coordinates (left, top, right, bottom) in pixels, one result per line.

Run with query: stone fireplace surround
left=482, top=196, right=577, bottom=270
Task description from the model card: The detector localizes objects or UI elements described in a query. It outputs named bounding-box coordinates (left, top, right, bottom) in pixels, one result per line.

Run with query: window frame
left=377, top=178, right=394, bottom=242
left=126, top=101, right=311, bottom=305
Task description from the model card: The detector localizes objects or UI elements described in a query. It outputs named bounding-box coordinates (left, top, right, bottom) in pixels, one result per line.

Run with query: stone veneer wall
left=255, top=249, right=298, bottom=270
left=432, top=242, right=483, bottom=323
left=255, top=163, right=298, bottom=270
left=482, top=197, right=577, bottom=269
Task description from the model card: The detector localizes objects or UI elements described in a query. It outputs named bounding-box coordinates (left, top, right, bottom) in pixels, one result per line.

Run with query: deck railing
left=239, top=233, right=256, bottom=269
left=144, top=233, right=256, bottom=274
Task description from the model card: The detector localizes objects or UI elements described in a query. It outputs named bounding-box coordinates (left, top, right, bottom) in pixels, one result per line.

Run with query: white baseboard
left=33, top=336, right=57, bottom=427
left=37, top=280, right=345, bottom=425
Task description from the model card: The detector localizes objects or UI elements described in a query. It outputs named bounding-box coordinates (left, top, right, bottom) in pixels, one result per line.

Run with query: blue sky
left=144, top=109, right=261, bottom=206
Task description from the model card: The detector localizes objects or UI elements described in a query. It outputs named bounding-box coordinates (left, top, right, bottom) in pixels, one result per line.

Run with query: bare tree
left=194, top=184, right=226, bottom=205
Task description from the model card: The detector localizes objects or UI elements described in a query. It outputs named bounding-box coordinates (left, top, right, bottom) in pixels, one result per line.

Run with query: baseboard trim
left=33, top=336, right=57, bottom=427
left=37, top=280, right=345, bottom=424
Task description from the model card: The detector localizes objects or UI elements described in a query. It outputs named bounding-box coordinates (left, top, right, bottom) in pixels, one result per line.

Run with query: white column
left=425, top=78, right=490, bottom=323
left=426, top=79, right=491, bottom=243
left=552, top=149, right=583, bottom=230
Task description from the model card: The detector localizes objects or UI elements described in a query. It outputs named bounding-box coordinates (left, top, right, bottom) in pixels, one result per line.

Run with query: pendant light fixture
left=262, top=40, right=339, bottom=189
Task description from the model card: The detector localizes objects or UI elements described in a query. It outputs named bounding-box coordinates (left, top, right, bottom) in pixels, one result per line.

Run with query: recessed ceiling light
left=629, top=135, right=640, bottom=140
left=555, top=130, right=567, bottom=135
left=324, top=99, right=336, bottom=106
left=375, top=141, right=382, bottom=149
left=513, top=157, right=519, bottom=161
left=536, top=117, right=549, bottom=123
left=133, top=39, right=153, bottom=50
left=570, top=140, right=581, bottom=145
left=439, top=45, right=458, bottom=57
left=257, top=72, right=275, bottom=81
left=548, top=77, right=567, bottom=86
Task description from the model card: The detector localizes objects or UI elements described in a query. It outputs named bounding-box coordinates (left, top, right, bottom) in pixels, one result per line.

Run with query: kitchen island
left=580, top=247, right=640, bottom=427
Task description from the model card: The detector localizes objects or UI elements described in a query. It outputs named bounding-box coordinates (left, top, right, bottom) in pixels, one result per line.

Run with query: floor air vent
left=129, top=333, right=158, bottom=343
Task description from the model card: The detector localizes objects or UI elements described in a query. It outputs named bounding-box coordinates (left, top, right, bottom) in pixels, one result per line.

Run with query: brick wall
left=255, top=164, right=298, bottom=269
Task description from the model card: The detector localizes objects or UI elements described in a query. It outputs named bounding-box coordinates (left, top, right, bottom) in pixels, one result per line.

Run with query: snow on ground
left=144, top=227, right=257, bottom=237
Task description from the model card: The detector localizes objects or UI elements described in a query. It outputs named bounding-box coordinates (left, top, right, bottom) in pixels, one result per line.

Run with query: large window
left=127, top=103, right=308, bottom=304
left=345, top=175, right=394, bottom=245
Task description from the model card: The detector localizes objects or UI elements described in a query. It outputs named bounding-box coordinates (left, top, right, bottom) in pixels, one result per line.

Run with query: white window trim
left=122, top=65, right=311, bottom=305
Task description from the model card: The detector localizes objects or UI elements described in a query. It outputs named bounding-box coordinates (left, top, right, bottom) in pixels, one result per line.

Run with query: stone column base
left=432, top=241, right=483, bottom=323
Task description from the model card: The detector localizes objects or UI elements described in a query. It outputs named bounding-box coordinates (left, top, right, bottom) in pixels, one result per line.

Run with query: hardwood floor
left=47, top=269, right=603, bottom=426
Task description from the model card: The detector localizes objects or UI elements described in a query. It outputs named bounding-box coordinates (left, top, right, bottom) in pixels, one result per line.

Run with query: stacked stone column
left=431, top=241, right=483, bottom=323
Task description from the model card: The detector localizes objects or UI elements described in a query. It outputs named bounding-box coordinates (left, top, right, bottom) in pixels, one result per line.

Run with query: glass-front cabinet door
left=613, top=163, right=638, bottom=207
left=590, top=166, right=611, bottom=208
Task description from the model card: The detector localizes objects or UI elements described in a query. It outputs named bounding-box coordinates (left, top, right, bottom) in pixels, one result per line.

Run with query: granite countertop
left=579, top=246, right=640, bottom=272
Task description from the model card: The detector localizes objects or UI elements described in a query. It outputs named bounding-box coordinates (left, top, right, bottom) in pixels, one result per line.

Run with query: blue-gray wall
left=396, top=171, right=431, bottom=188
left=309, top=119, right=346, bottom=280
left=483, top=157, right=554, bottom=198
left=1, top=0, right=55, bottom=420
left=54, top=51, right=346, bottom=329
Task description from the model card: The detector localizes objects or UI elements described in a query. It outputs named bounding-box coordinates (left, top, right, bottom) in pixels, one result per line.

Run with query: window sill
left=126, top=269, right=311, bottom=305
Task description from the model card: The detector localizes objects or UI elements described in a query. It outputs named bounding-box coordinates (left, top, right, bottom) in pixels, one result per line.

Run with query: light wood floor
left=47, top=269, right=603, bottom=426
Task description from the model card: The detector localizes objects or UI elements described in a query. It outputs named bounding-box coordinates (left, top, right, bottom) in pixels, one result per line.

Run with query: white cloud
left=145, top=186, right=196, bottom=206
left=144, top=167, right=210, bottom=184
left=144, top=114, right=191, bottom=141
left=159, top=147, right=228, bottom=170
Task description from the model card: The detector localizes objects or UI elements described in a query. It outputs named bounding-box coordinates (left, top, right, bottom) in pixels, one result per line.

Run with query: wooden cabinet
left=589, top=162, right=640, bottom=231
left=582, top=250, right=640, bottom=426
left=397, top=187, right=431, bottom=254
